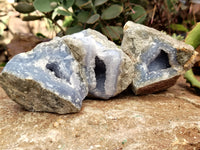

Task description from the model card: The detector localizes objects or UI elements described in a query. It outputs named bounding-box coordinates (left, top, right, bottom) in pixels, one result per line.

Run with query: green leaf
left=0, top=62, right=6, bottom=67
left=171, top=33, right=184, bottom=41
left=22, top=15, right=44, bottom=21
left=66, top=25, right=83, bottom=34
left=33, top=0, right=58, bottom=12
left=101, top=26, right=123, bottom=40
left=184, top=69, right=200, bottom=92
left=86, top=14, right=100, bottom=24
left=165, top=0, right=178, bottom=12
left=185, top=22, right=200, bottom=49
left=57, top=9, right=71, bottom=16
left=184, top=23, right=200, bottom=93
left=101, top=4, right=123, bottom=20
left=36, top=33, right=47, bottom=38
left=13, top=2, right=35, bottom=14
left=94, top=0, right=108, bottom=6
left=63, top=16, right=73, bottom=27
left=131, top=5, right=146, bottom=24
left=170, top=24, right=189, bottom=32
left=61, top=0, right=74, bottom=9
left=75, top=0, right=91, bottom=8
left=77, top=11, right=90, bottom=23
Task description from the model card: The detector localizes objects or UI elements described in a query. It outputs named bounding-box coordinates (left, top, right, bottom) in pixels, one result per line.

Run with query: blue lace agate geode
left=63, top=29, right=134, bottom=99
left=122, top=21, right=197, bottom=95
left=0, top=37, right=88, bottom=114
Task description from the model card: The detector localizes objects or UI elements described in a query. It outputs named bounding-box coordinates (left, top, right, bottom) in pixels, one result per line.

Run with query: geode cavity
left=121, top=21, right=197, bottom=95
left=0, top=37, right=88, bottom=114
left=63, top=29, right=134, bottom=99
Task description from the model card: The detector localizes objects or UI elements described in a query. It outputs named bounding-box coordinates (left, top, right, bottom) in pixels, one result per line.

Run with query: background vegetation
left=1, top=0, right=200, bottom=43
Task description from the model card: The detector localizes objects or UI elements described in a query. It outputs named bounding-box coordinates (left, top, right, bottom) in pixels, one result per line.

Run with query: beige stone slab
left=0, top=76, right=200, bottom=149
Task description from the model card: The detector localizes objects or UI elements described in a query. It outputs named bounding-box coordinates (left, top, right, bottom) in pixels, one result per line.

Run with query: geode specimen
left=63, top=29, right=134, bottom=99
left=121, top=21, right=198, bottom=95
left=0, top=37, right=88, bottom=114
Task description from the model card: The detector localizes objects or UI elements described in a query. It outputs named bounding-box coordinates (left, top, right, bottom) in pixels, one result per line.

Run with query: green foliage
left=0, top=62, right=6, bottom=67
left=101, top=4, right=123, bottom=20
left=184, top=69, right=200, bottom=93
left=66, top=25, right=83, bottom=35
left=185, top=23, right=200, bottom=49
left=87, top=14, right=100, bottom=24
left=146, top=0, right=196, bottom=35
left=13, top=2, right=35, bottom=13
left=102, top=26, right=123, bottom=41
left=75, top=0, right=91, bottom=8
left=13, top=0, right=148, bottom=42
left=131, top=5, right=147, bottom=24
left=22, top=15, right=44, bottom=21
left=33, top=0, right=59, bottom=12
left=12, top=0, right=197, bottom=43
left=61, top=0, right=74, bottom=9
left=94, top=0, right=107, bottom=6
left=63, top=16, right=73, bottom=27
left=170, top=24, right=189, bottom=32
left=77, top=11, right=90, bottom=23
left=171, top=33, right=184, bottom=41
left=165, top=0, right=179, bottom=12
left=56, top=9, right=71, bottom=16
left=184, top=23, right=200, bottom=93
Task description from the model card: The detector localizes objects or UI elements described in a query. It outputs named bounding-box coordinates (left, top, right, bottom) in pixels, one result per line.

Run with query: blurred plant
left=0, top=0, right=14, bottom=38
left=12, top=0, right=199, bottom=43
left=12, top=0, right=148, bottom=43
left=4, top=1, right=200, bottom=51
left=171, top=33, right=185, bottom=41
left=0, top=0, right=14, bottom=66
left=146, top=0, right=199, bottom=35
left=184, top=22, right=200, bottom=93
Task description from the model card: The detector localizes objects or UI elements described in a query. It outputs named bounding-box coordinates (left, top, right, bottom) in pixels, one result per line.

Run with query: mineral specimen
left=0, top=37, right=88, bottom=114
left=63, top=29, right=134, bottom=99
left=121, top=21, right=198, bottom=95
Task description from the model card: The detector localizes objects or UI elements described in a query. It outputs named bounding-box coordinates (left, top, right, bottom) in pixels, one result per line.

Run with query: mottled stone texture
left=121, top=21, right=197, bottom=95
left=0, top=37, right=88, bottom=114
left=63, top=29, right=134, bottom=99
left=0, top=29, right=134, bottom=114
left=1, top=23, right=196, bottom=114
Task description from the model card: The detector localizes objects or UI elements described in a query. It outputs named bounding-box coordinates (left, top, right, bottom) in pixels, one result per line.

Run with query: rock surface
left=0, top=37, right=88, bottom=114
left=121, top=21, right=198, bottom=95
left=63, top=29, right=134, bottom=99
left=0, top=76, right=200, bottom=150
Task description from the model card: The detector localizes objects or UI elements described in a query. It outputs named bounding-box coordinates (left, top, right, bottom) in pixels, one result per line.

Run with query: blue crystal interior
left=90, top=49, right=121, bottom=99
left=67, top=30, right=122, bottom=99
left=136, top=39, right=178, bottom=84
left=2, top=38, right=87, bottom=107
left=148, top=50, right=171, bottom=72
left=94, top=56, right=106, bottom=93
left=46, top=62, right=65, bottom=79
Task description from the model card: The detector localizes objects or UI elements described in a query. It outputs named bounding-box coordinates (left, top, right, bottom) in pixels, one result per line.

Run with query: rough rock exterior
left=0, top=37, right=88, bottom=114
left=121, top=21, right=198, bottom=95
left=63, top=29, right=134, bottom=99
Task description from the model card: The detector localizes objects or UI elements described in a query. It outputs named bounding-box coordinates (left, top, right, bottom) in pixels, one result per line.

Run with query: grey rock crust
left=0, top=37, right=88, bottom=114
left=121, top=21, right=197, bottom=95
left=63, top=29, right=134, bottom=99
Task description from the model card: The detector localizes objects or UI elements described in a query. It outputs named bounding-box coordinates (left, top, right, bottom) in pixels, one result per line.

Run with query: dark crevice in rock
left=94, top=56, right=106, bottom=92
left=148, top=50, right=171, bottom=72
left=46, top=63, right=64, bottom=79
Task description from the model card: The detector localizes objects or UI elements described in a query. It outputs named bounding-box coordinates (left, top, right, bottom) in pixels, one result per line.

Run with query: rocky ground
left=0, top=67, right=200, bottom=149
